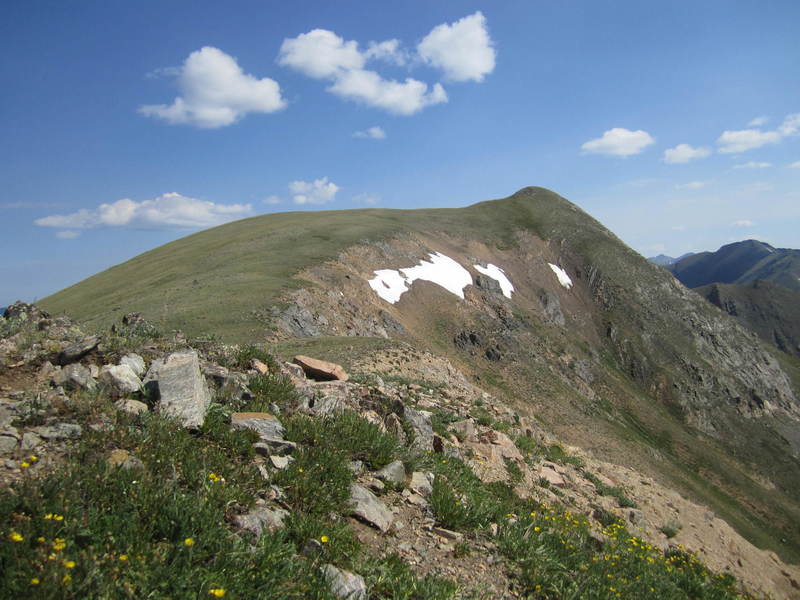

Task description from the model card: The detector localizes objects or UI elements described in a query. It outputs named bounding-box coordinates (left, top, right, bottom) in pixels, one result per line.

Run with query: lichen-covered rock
left=322, top=564, right=367, bottom=600
left=231, top=412, right=285, bottom=439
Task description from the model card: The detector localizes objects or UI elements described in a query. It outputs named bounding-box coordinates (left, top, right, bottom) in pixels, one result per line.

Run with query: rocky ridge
left=1, top=302, right=799, bottom=598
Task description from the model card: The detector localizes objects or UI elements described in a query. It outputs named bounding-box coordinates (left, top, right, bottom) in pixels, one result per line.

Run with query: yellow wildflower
left=54, top=515, right=64, bottom=521
left=30, top=578, right=40, bottom=585
left=62, top=574, right=72, bottom=584
left=9, top=532, right=23, bottom=542
left=44, top=513, right=53, bottom=520
left=29, top=455, right=38, bottom=462
left=209, top=588, right=226, bottom=597
left=320, top=535, right=329, bottom=543
left=21, top=462, right=30, bottom=469
left=63, top=560, right=76, bottom=569
left=119, top=554, right=129, bottom=562
left=184, top=537, right=195, bottom=547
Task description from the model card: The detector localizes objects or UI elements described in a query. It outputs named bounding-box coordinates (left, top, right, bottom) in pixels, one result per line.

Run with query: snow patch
left=548, top=263, right=573, bottom=289
left=474, top=264, right=514, bottom=298
left=368, top=252, right=474, bottom=304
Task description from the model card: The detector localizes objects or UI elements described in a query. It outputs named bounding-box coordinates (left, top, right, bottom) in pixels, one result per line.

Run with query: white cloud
left=748, top=116, right=768, bottom=127
left=732, top=219, right=754, bottom=227
left=717, top=112, right=799, bottom=153
left=365, top=39, right=408, bottom=65
left=740, top=182, right=774, bottom=194
left=56, top=230, right=80, bottom=239
left=329, top=70, right=446, bottom=115
left=139, top=47, right=286, bottom=128
left=417, top=11, right=495, bottom=82
left=675, top=181, right=710, bottom=190
left=353, top=193, right=380, bottom=205
left=264, top=195, right=282, bottom=205
left=733, top=161, right=772, bottom=169
left=35, top=193, right=251, bottom=231
left=278, top=16, right=494, bottom=116
left=277, top=29, right=364, bottom=79
left=289, top=177, right=339, bottom=205
left=779, top=113, right=800, bottom=136
left=663, top=144, right=711, bottom=164
left=353, top=126, right=386, bottom=139
left=717, top=129, right=781, bottom=153
left=789, top=161, right=800, bottom=168
left=581, top=128, right=655, bottom=157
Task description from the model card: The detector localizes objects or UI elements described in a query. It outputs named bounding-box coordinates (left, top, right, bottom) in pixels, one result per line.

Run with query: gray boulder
left=114, top=399, right=149, bottom=416
left=100, top=364, right=142, bottom=395
left=230, top=412, right=285, bottom=439
left=322, top=564, right=367, bottom=600
left=119, top=353, right=146, bottom=377
left=348, top=483, right=393, bottom=532
left=53, top=363, right=96, bottom=391
left=145, top=350, right=211, bottom=429
left=376, top=460, right=406, bottom=486
left=56, top=336, right=100, bottom=365
left=403, top=406, right=434, bottom=451
left=233, top=506, right=289, bottom=536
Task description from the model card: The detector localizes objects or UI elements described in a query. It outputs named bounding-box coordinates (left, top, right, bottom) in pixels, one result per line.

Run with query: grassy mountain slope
left=37, top=187, right=800, bottom=564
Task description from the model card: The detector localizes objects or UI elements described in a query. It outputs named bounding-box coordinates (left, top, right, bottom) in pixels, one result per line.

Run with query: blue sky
left=1, top=0, right=799, bottom=305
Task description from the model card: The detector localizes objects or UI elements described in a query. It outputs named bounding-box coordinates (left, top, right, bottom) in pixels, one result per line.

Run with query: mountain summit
left=36, top=187, right=800, bottom=569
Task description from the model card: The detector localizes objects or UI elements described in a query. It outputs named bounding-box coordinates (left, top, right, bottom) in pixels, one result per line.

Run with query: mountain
left=647, top=252, right=694, bottom=266
left=37, top=187, right=800, bottom=566
left=696, top=280, right=800, bottom=359
left=668, top=240, right=800, bottom=291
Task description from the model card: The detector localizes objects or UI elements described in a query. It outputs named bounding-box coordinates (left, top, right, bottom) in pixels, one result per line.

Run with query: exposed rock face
left=119, top=353, right=146, bottom=377
left=402, top=406, right=434, bottom=452
left=293, top=355, right=349, bottom=381
left=53, top=363, right=96, bottom=391
left=145, top=350, right=211, bottom=429
left=375, top=460, right=406, bottom=486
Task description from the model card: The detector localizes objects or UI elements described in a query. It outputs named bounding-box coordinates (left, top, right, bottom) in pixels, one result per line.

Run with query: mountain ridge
left=35, top=187, right=800, bottom=565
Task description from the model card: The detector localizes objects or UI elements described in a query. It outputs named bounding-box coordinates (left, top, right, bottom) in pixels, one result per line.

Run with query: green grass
left=498, top=511, right=745, bottom=599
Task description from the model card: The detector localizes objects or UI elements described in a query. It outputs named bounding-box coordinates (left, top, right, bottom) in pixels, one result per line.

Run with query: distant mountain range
left=647, top=252, right=695, bottom=266
left=667, top=240, right=800, bottom=291
left=650, top=240, right=800, bottom=359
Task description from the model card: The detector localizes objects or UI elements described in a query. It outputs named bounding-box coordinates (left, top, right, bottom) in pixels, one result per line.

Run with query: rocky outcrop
left=145, top=350, right=211, bottom=429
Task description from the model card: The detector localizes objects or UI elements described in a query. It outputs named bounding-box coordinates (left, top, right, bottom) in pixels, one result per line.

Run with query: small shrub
left=659, top=521, right=682, bottom=539
left=245, top=373, right=297, bottom=412
left=229, top=344, right=280, bottom=372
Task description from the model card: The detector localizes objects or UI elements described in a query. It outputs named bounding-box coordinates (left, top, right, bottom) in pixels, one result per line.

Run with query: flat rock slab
left=409, top=471, right=433, bottom=497
left=539, top=465, right=566, bottom=487
left=146, top=350, right=211, bottom=429
left=293, top=355, right=349, bottom=381
left=231, top=412, right=285, bottom=439
left=56, top=336, right=100, bottom=365
left=348, top=483, right=393, bottom=532
left=322, top=564, right=367, bottom=600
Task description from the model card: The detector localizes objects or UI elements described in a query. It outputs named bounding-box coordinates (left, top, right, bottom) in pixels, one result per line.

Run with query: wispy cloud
left=717, top=112, right=799, bottom=153
left=353, top=126, right=386, bottom=139
left=733, top=161, right=772, bottom=169
left=675, top=181, right=710, bottom=190
left=353, top=193, right=380, bottom=205
left=732, top=219, right=754, bottom=227
left=747, top=116, right=768, bottom=127
left=35, top=193, right=251, bottom=233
